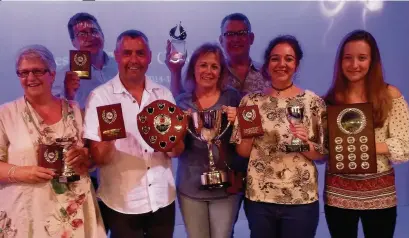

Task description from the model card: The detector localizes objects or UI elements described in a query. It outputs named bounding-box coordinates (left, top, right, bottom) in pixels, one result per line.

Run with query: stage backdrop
left=1, top=1, right=409, bottom=208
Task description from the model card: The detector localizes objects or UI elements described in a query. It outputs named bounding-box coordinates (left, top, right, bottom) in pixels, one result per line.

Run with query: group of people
left=0, top=11, right=408, bottom=238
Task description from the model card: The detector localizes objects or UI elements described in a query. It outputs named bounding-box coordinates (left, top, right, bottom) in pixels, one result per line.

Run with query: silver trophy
left=187, top=110, right=231, bottom=190
left=169, top=21, right=187, bottom=63
left=56, top=138, right=80, bottom=183
left=285, top=103, right=310, bottom=152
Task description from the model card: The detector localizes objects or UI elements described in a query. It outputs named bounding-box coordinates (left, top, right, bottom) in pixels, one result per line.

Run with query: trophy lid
left=169, top=21, right=187, bottom=41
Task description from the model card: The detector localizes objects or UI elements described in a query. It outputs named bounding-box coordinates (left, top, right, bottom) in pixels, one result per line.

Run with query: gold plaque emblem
left=242, top=109, right=256, bottom=122
left=74, top=53, right=87, bottom=67
left=154, top=114, right=171, bottom=135
left=44, top=149, right=58, bottom=163
left=102, top=110, right=117, bottom=124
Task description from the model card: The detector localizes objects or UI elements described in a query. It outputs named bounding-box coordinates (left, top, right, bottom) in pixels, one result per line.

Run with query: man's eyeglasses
left=75, top=30, right=101, bottom=38
left=223, top=30, right=250, bottom=37
left=16, top=69, right=49, bottom=78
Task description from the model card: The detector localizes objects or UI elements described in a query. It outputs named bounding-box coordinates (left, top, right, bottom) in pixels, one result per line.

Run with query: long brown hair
left=324, top=30, right=392, bottom=128
left=183, top=43, right=228, bottom=92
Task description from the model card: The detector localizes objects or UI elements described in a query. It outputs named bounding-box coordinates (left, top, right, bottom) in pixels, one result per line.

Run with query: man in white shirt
left=83, top=30, right=184, bottom=238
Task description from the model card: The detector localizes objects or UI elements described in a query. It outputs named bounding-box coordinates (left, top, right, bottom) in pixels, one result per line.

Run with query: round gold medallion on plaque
left=137, top=100, right=187, bottom=152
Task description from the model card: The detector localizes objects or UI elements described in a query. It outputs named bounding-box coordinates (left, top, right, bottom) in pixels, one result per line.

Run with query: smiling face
left=17, top=57, right=55, bottom=98
left=194, top=52, right=221, bottom=91
left=267, top=43, right=297, bottom=86
left=71, top=20, right=104, bottom=54
left=219, top=20, right=254, bottom=60
left=341, top=40, right=371, bottom=83
left=115, top=36, right=152, bottom=84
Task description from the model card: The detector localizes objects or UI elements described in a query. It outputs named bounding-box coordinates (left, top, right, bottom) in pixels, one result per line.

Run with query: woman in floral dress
left=0, top=45, right=106, bottom=238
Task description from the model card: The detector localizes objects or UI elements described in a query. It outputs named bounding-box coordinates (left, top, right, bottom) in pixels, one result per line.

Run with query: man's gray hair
left=115, top=29, right=149, bottom=51
left=15, top=44, right=57, bottom=72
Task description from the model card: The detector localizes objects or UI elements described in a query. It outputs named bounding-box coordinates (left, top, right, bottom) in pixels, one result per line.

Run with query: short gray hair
left=115, top=29, right=149, bottom=51
left=15, top=44, right=56, bottom=72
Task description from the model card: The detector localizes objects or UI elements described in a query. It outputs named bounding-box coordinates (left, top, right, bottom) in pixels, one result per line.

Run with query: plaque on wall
left=327, top=103, right=376, bottom=174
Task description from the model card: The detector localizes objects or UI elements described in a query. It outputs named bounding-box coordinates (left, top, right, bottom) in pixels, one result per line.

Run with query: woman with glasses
left=0, top=44, right=106, bottom=238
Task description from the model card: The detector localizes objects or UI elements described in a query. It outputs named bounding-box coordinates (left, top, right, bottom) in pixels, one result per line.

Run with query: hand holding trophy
left=168, top=21, right=187, bottom=64
left=285, top=102, right=310, bottom=152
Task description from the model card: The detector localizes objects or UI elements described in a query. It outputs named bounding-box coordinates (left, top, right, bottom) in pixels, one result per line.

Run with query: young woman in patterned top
left=231, top=35, right=327, bottom=238
left=323, top=29, right=409, bottom=238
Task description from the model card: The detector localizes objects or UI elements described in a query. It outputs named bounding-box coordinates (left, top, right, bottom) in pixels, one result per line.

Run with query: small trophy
left=187, top=110, right=231, bottom=190
left=70, top=50, right=91, bottom=79
left=137, top=100, right=188, bottom=152
left=169, top=21, right=187, bottom=63
left=97, top=103, right=127, bottom=141
left=327, top=103, right=376, bottom=174
left=38, top=137, right=80, bottom=183
left=237, top=105, right=264, bottom=138
left=285, top=103, right=310, bottom=152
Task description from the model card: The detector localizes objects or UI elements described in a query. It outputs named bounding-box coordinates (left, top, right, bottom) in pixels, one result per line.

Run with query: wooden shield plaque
left=237, top=105, right=263, bottom=138
left=327, top=103, right=376, bottom=174
left=37, top=144, right=63, bottom=176
left=97, top=103, right=127, bottom=141
left=137, top=100, right=187, bottom=152
left=70, top=50, right=91, bottom=79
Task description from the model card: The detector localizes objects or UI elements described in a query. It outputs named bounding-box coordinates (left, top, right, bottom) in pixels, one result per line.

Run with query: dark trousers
left=244, top=198, right=319, bottom=238
left=99, top=201, right=175, bottom=238
left=324, top=205, right=397, bottom=238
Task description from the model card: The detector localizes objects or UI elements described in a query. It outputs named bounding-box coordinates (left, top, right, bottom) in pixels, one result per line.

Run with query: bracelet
left=7, top=165, right=18, bottom=183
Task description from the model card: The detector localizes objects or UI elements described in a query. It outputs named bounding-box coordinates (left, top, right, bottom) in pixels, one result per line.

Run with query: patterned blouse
left=325, top=96, right=409, bottom=210
left=231, top=90, right=327, bottom=205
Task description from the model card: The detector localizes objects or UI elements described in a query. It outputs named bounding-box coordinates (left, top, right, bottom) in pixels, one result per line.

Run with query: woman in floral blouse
left=323, top=30, right=409, bottom=238
left=0, top=45, right=106, bottom=238
left=231, top=35, right=327, bottom=238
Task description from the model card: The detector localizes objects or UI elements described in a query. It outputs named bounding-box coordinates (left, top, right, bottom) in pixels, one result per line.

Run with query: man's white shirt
left=83, top=74, right=176, bottom=214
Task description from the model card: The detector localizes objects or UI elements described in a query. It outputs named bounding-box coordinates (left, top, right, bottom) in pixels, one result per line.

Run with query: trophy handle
left=214, top=121, right=231, bottom=141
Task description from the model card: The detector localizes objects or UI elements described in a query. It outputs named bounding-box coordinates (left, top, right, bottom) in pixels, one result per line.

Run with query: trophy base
left=200, top=182, right=230, bottom=190
left=58, top=174, right=80, bottom=183
left=200, top=171, right=229, bottom=190
left=285, top=144, right=310, bottom=153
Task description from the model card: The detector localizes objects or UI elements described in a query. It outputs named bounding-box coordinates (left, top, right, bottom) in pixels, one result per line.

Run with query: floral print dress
left=231, top=90, right=327, bottom=204
left=0, top=97, right=106, bottom=238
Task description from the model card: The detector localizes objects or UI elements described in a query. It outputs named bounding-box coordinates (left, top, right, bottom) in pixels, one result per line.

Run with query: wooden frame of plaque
left=69, top=50, right=91, bottom=79
left=237, top=105, right=263, bottom=138
left=97, top=103, right=127, bottom=141
left=327, top=103, right=376, bottom=174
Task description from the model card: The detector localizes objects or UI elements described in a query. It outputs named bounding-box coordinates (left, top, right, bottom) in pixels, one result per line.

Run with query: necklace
left=272, top=82, right=293, bottom=96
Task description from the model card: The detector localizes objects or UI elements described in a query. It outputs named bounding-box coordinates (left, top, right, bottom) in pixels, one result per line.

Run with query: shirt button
left=133, top=100, right=136, bottom=103
left=147, top=167, right=150, bottom=170
left=145, top=149, right=148, bottom=152
left=149, top=184, right=151, bottom=187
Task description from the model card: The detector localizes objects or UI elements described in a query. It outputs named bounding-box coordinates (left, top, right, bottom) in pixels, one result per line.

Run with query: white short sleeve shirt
left=83, top=74, right=176, bottom=214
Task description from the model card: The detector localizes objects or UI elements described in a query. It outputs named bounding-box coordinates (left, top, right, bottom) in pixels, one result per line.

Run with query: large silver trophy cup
left=187, top=110, right=231, bottom=190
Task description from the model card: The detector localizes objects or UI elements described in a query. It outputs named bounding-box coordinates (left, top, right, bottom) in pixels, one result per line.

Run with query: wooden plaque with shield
left=97, top=103, right=127, bottom=141
left=327, top=103, right=377, bottom=174
left=237, top=105, right=264, bottom=138
left=70, top=50, right=91, bottom=79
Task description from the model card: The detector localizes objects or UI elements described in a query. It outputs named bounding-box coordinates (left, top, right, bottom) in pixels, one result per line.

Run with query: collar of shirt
left=111, top=74, right=161, bottom=96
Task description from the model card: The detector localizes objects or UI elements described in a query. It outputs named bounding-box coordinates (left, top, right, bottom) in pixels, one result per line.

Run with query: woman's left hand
left=290, top=123, right=309, bottom=142
left=65, top=147, right=91, bottom=175
left=222, top=106, right=237, bottom=123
